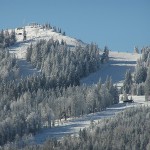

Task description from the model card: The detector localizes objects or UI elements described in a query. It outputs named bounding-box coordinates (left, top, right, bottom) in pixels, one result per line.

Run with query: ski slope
left=81, top=51, right=140, bottom=87
left=33, top=105, right=123, bottom=144
left=9, top=40, right=41, bottom=78
left=33, top=95, right=149, bottom=144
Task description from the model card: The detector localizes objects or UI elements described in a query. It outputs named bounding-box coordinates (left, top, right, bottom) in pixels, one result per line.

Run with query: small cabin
left=17, top=27, right=23, bottom=30
left=123, top=99, right=134, bottom=103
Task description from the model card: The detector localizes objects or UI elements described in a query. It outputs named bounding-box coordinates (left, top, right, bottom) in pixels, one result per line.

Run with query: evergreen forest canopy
left=0, top=29, right=16, bottom=48
left=26, top=39, right=108, bottom=87
left=0, top=48, right=19, bottom=80
left=122, top=46, right=150, bottom=101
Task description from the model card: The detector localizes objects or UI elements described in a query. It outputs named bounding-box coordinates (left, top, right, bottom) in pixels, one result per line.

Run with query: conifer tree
left=145, top=67, right=150, bottom=101
left=123, top=69, right=132, bottom=93
left=23, top=28, right=27, bottom=41
left=134, top=46, right=139, bottom=54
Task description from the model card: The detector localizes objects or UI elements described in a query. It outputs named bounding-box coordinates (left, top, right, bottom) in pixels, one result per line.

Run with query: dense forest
left=0, top=29, right=19, bottom=80
left=2, top=106, right=149, bottom=150
left=0, top=29, right=16, bottom=48
left=26, top=39, right=108, bottom=87
left=122, top=46, right=150, bottom=100
left=0, top=48, right=19, bottom=80
left=0, top=75, right=118, bottom=147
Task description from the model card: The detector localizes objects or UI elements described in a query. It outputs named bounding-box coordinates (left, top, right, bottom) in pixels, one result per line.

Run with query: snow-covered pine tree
left=133, top=46, right=139, bottom=54
left=134, top=59, right=147, bottom=84
left=145, top=67, right=150, bottom=101
left=123, top=69, right=132, bottom=93
left=23, top=28, right=27, bottom=41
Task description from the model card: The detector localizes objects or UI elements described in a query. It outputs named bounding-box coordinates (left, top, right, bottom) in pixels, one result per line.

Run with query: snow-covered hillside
left=6, top=24, right=146, bottom=146
left=8, top=24, right=85, bottom=78
left=8, top=24, right=140, bottom=82
left=81, top=51, right=140, bottom=87
left=9, top=24, right=85, bottom=59
left=16, top=25, right=85, bottom=47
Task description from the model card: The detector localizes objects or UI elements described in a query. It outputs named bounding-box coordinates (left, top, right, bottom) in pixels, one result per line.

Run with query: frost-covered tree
left=26, top=43, right=33, bottom=62
left=4, top=30, right=10, bottom=47
left=0, top=75, right=118, bottom=146
left=0, top=48, right=19, bottom=80
left=0, top=29, right=4, bottom=48
left=0, top=29, right=16, bottom=48
left=123, top=69, right=132, bottom=93
left=101, top=46, right=109, bottom=63
left=134, top=59, right=147, bottom=84
left=10, top=30, right=16, bottom=45
left=23, top=28, right=27, bottom=41
left=125, top=46, right=150, bottom=96
left=145, top=67, right=150, bottom=101
left=26, top=40, right=101, bottom=87
left=133, top=46, right=139, bottom=54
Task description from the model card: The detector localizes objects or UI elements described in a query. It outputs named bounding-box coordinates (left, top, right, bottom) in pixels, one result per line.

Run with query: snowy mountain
left=7, top=24, right=141, bottom=84
left=1, top=23, right=150, bottom=150
left=6, top=24, right=86, bottom=78
left=15, top=25, right=85, bottom=46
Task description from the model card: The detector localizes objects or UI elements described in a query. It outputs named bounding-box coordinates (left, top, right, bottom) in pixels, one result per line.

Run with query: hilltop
left=9, top=23, right=85, bottom=59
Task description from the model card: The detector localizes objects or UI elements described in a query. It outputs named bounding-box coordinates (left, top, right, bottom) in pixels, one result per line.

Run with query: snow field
left=81, top=51, right=140, bottom=86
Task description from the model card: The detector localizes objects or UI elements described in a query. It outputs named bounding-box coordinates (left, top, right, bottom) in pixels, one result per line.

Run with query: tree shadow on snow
left=81, top=59, right=136, bottom=85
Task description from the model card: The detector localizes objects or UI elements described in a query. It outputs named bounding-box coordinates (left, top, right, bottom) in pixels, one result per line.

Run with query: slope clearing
left=81, top=51, right=140, bottom=87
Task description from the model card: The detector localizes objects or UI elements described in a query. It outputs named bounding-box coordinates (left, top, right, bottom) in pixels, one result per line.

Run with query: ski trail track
left=33, top=101, right=144, bottom=144
left=81, top=52, right=140, bottom=87
left=9, top=39, right=41, bottom=78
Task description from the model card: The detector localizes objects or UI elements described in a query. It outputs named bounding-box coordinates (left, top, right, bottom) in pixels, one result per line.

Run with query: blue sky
left=0, top=0, right=150, bottom=52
